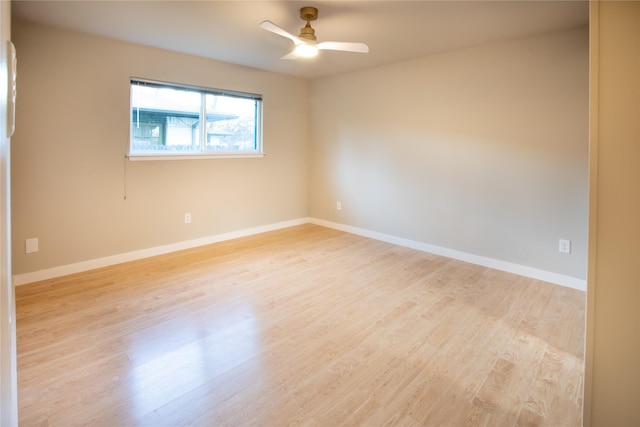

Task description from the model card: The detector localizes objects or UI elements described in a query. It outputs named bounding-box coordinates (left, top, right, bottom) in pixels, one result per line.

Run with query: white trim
left=309, top=218, right=587, bottom=291
left=584, top=3, right=600, bottom=424
left=127, top=153, right=265, bottom=161
left=13, top=218, right=309, bottom=286
left=13, top=217, right=586, bottom=291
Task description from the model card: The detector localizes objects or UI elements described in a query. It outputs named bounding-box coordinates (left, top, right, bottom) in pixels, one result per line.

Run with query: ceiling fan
left=260, top=6, right=369, bottom=59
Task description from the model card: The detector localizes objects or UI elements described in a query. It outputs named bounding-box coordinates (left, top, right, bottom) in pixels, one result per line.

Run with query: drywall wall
left=11, top=21, right=309, bottom=275
left=309, top=26, right=589, bottom=280
left=585, top=2, right=640, bottom=426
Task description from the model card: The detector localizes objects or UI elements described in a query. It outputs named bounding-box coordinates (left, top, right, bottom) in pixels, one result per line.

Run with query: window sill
left=127, top=153, right=266, bottom=161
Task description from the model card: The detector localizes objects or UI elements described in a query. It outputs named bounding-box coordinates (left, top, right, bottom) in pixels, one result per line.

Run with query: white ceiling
left=11, top=0, right=589, bottom=80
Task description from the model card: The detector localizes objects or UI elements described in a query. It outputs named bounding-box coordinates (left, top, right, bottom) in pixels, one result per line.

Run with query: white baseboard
left=13, top=216, right=586, bottom=292
left=309, top=218, right=586, bottom=292
left=12, top=218, right=310, bottom=286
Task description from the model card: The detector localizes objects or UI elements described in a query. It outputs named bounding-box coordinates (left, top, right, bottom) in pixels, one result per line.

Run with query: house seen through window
left=129, top=79, right=263, bottom=158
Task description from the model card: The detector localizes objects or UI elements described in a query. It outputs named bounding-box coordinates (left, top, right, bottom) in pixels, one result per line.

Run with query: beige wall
left=11, top=21, right=309, bottom=275
left=309, top=27, right=589, bottom=280
left=585, top=2, right=640, bottom=426
left=11, top=21, right=590, bottom=283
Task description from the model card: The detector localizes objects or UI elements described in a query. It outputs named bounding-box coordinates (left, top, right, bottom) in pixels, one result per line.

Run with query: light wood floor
left=16, top=224, right=585, bottom=426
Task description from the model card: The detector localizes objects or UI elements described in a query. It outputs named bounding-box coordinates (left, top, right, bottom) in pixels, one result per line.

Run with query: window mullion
left=199, top=93, right=207, bottom=152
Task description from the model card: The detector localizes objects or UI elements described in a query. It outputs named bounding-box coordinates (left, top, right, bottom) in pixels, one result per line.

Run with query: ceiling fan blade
left=281, top=51, right=300, bottom=60
left=259, top=20, right=303, bottom=45
left=317, top=42, right=369, bottom=53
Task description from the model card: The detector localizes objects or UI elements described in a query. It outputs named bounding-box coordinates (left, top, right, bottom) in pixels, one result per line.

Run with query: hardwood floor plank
left=16, top=224, right=585, bottom=426
left=517, top=344, right=584, bottom=426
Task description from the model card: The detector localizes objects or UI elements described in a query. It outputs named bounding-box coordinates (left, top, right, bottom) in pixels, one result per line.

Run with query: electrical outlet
left=184, top=213, right=192, bottom=224
left=559, top=239, right=571, bottom=254
left=336, top=201, right=342, bottom=210
left=25, top=238, right=39, bottom=254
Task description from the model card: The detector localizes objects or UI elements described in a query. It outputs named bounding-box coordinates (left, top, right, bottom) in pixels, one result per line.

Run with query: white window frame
left=128, top=78, right=264, bottom=160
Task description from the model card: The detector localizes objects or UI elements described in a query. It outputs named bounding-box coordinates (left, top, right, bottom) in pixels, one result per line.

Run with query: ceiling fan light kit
left=295, top=43, right=319, bottom=58
left=259, top=6, right=369, bottom=60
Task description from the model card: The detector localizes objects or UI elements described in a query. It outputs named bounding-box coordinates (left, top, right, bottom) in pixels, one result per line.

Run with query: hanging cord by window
left=124, top=121, right=130, bottom=201
left=123, top=154, right=128, bottom=201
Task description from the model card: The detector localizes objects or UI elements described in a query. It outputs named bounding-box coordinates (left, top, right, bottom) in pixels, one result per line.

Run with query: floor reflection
left=126, top=301, right=261, bottom=418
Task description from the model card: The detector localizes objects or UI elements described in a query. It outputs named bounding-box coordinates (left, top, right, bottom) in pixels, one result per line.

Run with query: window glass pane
left=131, top=84, right=202, bottom=153
left=205, top=94, right=257, bottom=152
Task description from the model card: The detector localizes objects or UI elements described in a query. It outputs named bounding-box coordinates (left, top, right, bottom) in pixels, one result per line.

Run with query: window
left=129, top=79, right=263, bottom=159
